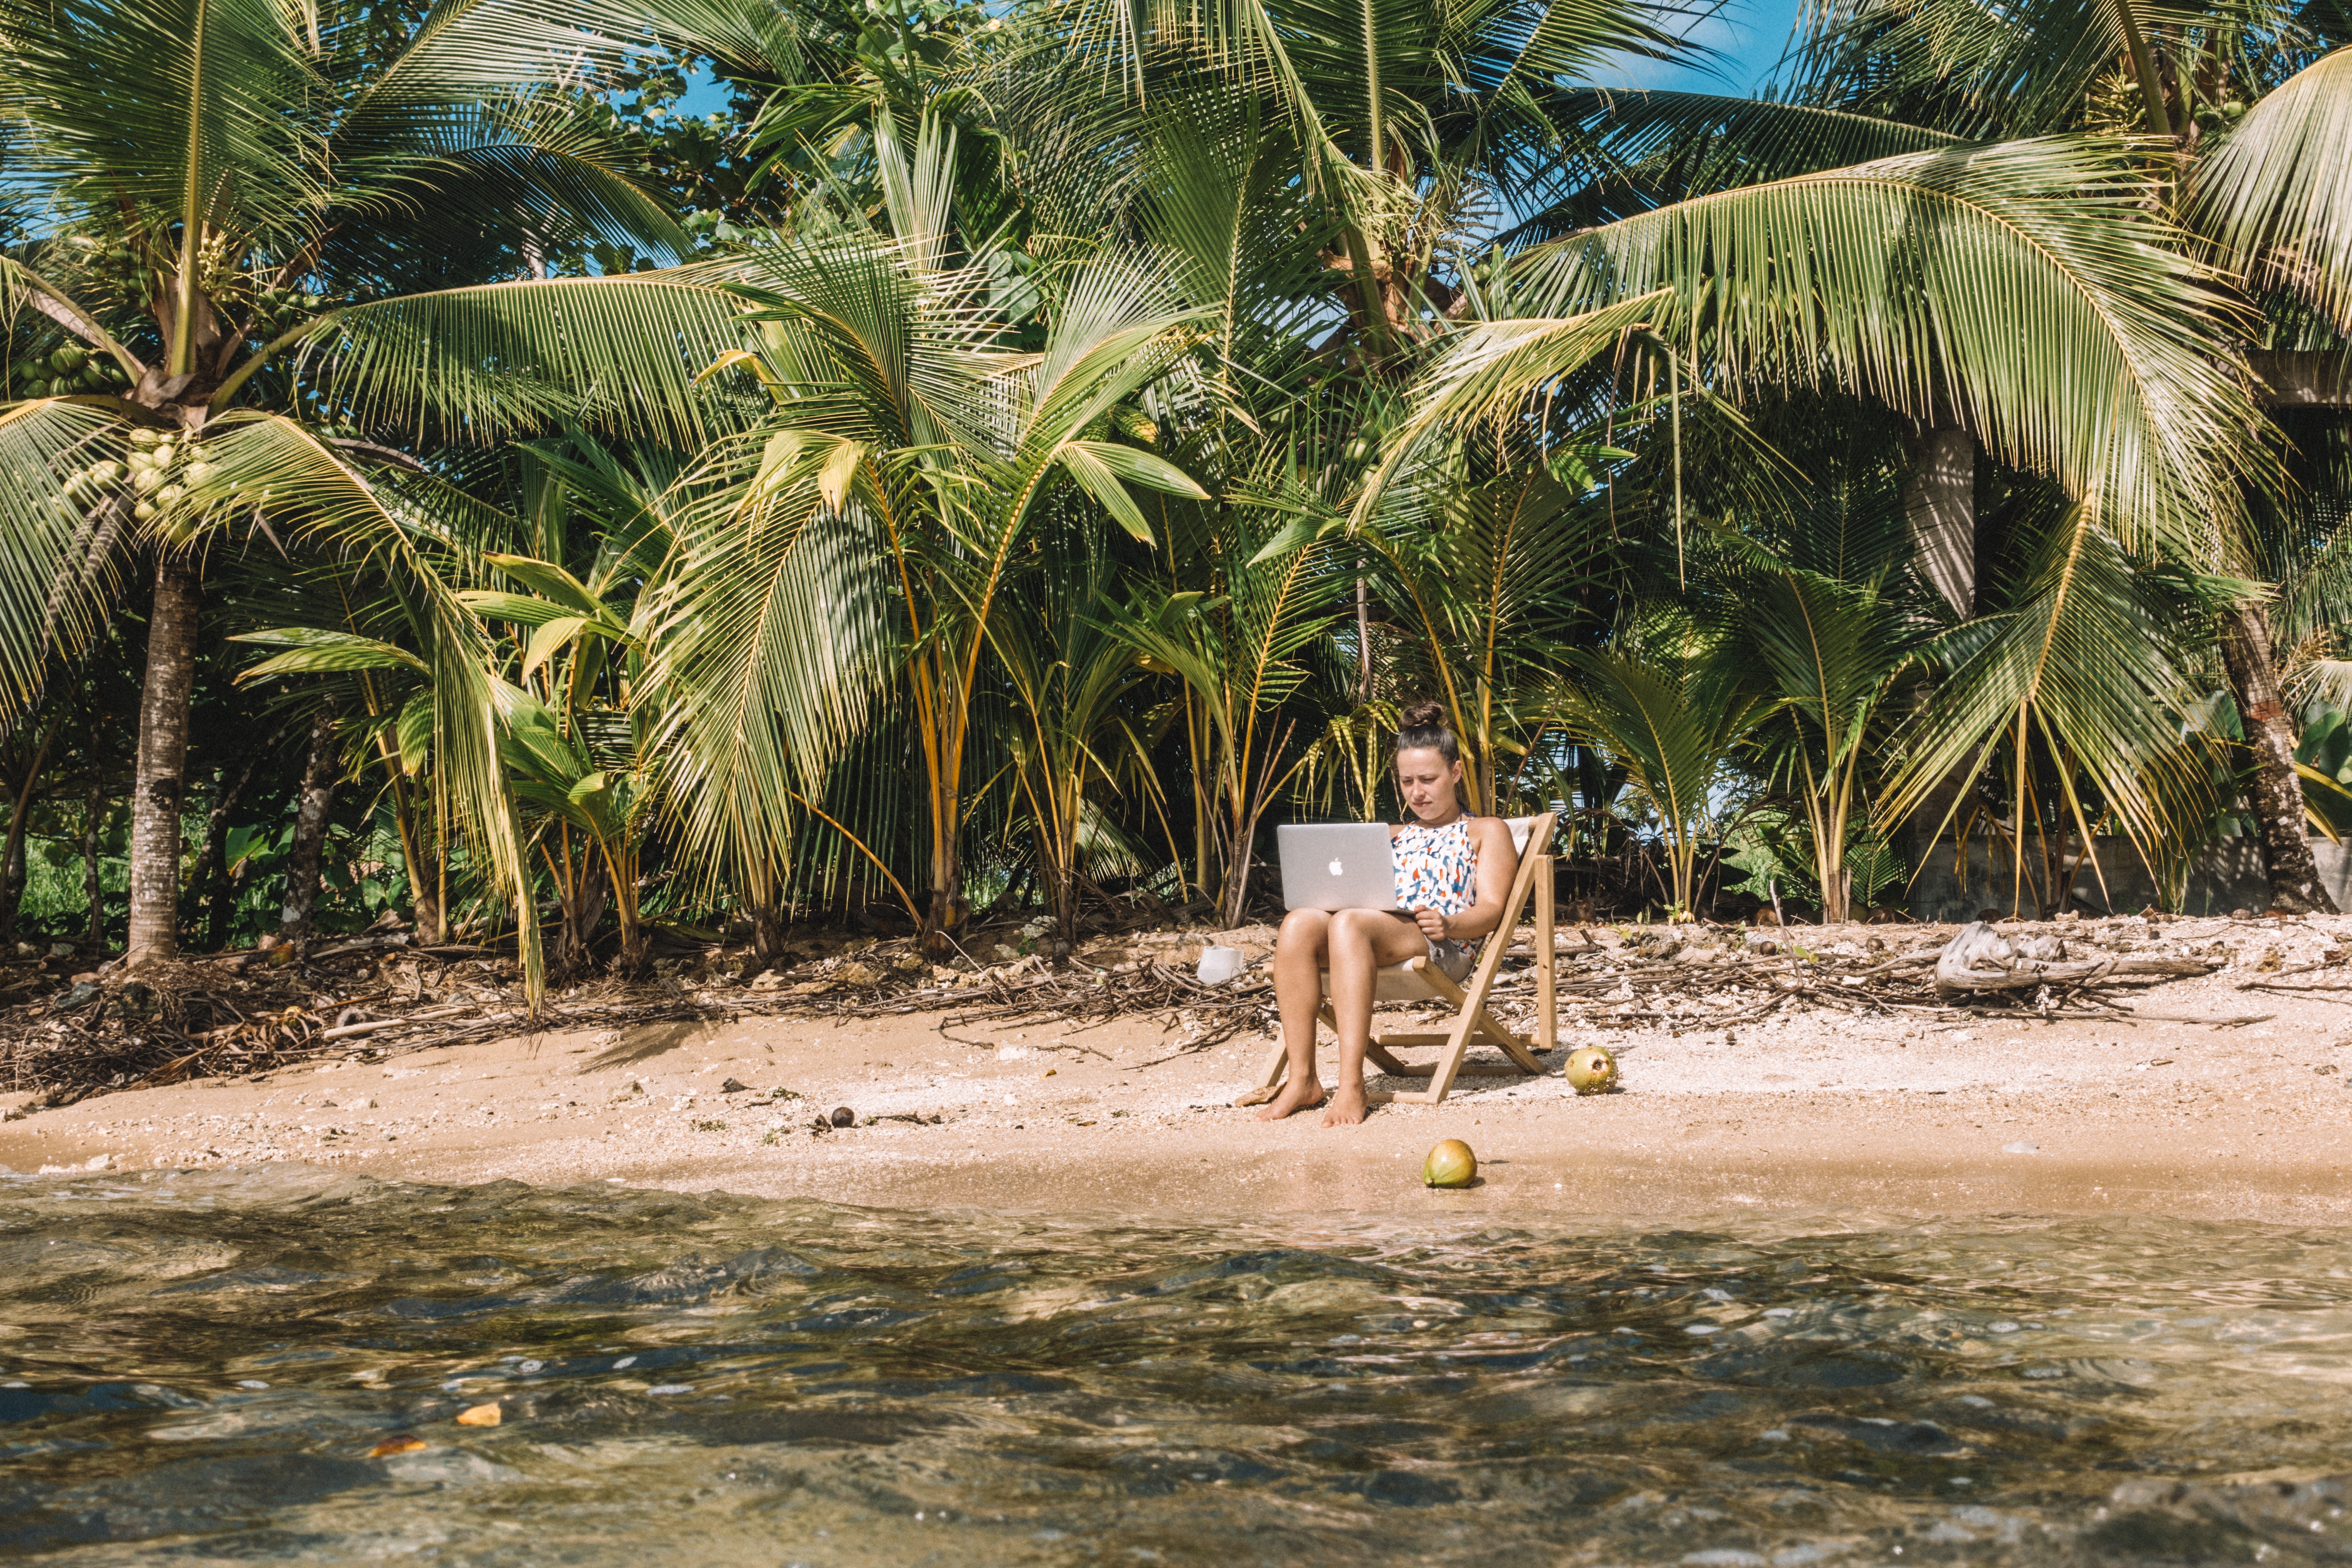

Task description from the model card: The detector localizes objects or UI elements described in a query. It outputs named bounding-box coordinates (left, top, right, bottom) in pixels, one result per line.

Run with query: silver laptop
left=1276, top=822, right=1402, bottom=912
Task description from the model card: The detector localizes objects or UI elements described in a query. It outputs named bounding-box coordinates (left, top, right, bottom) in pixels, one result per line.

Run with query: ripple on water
left=2, top=1171, right=2352, bottom=1563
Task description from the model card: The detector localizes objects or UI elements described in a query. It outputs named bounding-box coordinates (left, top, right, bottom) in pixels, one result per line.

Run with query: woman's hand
left=1411, top=906, right=1449, bottom=942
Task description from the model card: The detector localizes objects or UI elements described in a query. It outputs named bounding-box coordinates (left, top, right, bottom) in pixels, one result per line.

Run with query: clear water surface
left=3, top=1167, right=2350, bottom=1564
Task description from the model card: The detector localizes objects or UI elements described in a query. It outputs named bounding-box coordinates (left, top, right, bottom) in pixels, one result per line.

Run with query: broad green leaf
left=456, top=590, right=579, bottom=627
left=485, top=553, right=606, bottom=617
left=397, top=691, right=435, bottom=777
left=1056, top=441, right=1159, bottom=543
left=230, top=628, right=430, bottom=680
left=1062, top=441, right=1210, bottom=500
left=521, top=616, right=589, bottom=676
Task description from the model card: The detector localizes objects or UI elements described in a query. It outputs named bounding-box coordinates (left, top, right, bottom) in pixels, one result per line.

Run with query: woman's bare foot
left=1320, top=1084, right=1369, bottom=1127
left=1253, top=1077, right=1326, bottom=1121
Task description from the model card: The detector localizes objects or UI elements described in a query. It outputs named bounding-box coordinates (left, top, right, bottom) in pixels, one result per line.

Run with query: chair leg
left=1407, top=1007, right=1483, bottom=1104
left=1536, top=853, right=1557, bottom=1054
left=1232, top=1033, right=1294, bottom=1107
left=1327, top=1001, right=1413, bottom=1078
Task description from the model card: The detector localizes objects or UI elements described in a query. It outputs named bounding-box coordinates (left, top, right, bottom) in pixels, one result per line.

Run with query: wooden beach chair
left=1237, top=812, right=1558, bottom=1109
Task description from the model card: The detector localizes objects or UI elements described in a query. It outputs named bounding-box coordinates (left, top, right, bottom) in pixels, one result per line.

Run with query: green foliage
left=1544, top=642, right=1770, bottom=914
left=2297, top=709, right=2352, bottom=839
left=1722, top=806, right=1905, bottom=915
left=3, top=0, right=2351, bottom=970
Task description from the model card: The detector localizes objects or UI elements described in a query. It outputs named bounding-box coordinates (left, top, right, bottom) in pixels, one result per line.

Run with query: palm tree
left=1740, top=0, right=2352, bottom=907
left=1360, top=135, right=2271, bottom=904
left=1354, top=437, right=1625, bottom=815
left=640, top=114, right=1207, bottom=952
left=1736, top=559, right=1931, bottom=922
left=1095, top=522, right=1345, bottom=927
left=0, top=0, right=802, bottom=967
left=2182, top=46, right=2352, bottom=910
left=1007, top=0, right=1689, bottom=360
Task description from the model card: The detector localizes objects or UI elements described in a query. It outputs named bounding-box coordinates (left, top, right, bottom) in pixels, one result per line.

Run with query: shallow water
left=3, top=1170, right=2351, bottom=1564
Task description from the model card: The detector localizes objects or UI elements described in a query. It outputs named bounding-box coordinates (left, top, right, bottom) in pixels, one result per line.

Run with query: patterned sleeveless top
left=1393, top=817, right=1478, bottom=915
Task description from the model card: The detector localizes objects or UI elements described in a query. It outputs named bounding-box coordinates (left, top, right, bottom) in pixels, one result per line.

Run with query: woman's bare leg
left=1322, top=908, right=1429, bottom=1127
left=1256, top=909, right=1333, bottom=1120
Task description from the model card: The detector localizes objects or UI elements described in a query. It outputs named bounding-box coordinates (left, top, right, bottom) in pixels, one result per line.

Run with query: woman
left=1254, top=702, right=1517, bottom=1127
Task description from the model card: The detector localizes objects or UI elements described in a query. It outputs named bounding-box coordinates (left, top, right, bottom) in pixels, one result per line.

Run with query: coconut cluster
left=110, top=429, right=219, bottom=522
left=7, top=343, right=129, bottom=400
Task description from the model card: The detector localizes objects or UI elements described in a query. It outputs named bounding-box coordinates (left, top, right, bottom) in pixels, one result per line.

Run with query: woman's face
left=1395, top=746, right=1462, bottom=821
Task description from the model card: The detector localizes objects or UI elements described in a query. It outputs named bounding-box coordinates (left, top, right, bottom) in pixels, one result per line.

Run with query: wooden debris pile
left=786, top=910, right=2272, bottom=1047
left=0, top=940, right=516, bottom=1104
left=1464, top=917, right=2240, bottom=1035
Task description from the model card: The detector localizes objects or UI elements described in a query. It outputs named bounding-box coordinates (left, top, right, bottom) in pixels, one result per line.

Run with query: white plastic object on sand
left=1196, top=946, right=1243, bottom=986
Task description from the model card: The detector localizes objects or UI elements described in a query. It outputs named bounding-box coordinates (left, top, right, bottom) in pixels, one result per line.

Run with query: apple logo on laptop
left=1329, top=858, right=1344, bottom=876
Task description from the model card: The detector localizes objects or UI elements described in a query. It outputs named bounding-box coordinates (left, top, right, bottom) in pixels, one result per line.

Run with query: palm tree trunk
left=1895, top=428, right=1979, bottom=908
left=925, top=789, right=961, bottom=951
left=910, top=646, right=965, bottom=956
left=82, top=778, right=105, bottom=948
left=0, top=815, right=27, bottom=942
left=1054, top=763, right=1092, bottom=952
left=601, top=835, right=645, bottom=978
left=0, top=716, right=59, bottom=941
left=752, top=899, right=789, bottom=968
left=1355, top=567, right=1372, bottom=699
left=279, top=702, right=337, bottom=938
left=125, top=555, right=200, bottom=965
left=1903, top=426, right=1976, bottom=618
left=377, top=737, right=441, bottom=943
left=205, top=839, right=242, bottom=951
left=1813, top=818, right=1850, bottom=924
left=188, top=734, right=275, bottom=950
left=2217, top=603, right=2339, bottom=913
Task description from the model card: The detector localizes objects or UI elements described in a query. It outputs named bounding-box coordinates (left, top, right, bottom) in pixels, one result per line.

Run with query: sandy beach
left=6, top=912, right=2349, bottom=1222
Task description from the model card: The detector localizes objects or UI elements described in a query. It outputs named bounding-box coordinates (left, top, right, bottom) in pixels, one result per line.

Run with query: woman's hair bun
left=1398, top=699, right=1448, bottom=731
left=1393, top=699, right=1461, bottom=766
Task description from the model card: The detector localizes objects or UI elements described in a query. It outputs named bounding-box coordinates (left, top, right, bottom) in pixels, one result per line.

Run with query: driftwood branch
left=1933, top=920, right=2216, bottom=994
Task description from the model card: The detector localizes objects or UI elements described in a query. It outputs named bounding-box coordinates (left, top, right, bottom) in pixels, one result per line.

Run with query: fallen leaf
left=1042, top=1069, right=1056, bottom=1078
left=455, top=1402, right=502, bottom=1427
left=369, top=1435, right=428, bottom=1458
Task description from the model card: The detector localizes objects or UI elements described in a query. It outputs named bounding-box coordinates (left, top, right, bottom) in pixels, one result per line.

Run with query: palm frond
left=1136, top=89, right=1336, bottom=380
left=337, top=98, right=695, bottom=257
left=1880, top=499, right=2225, bottom=857
left=190, top=410, right=543, bottom=992
left=1555, top=87, right=1969, bottom=199
left=1351, top=292, right=1666, bottom=524
left=228, top=627, right=432, bottom=678
left=275, top=264, right=756, bottom=445
left=635, top=434, right=899, bottom=903
left=0, top=399, right=129, bottom=716
left=357, top=0, right=802, bottom=110
left=1497, top=138, right=2265, bottom=551
left=2190, top=46, right=2352, bottom=332
left=0, top=0, right=325, bottom=247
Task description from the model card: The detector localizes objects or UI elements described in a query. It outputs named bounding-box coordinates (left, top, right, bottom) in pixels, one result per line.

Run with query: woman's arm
left=1430, top=817, right=1523, bottom=941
